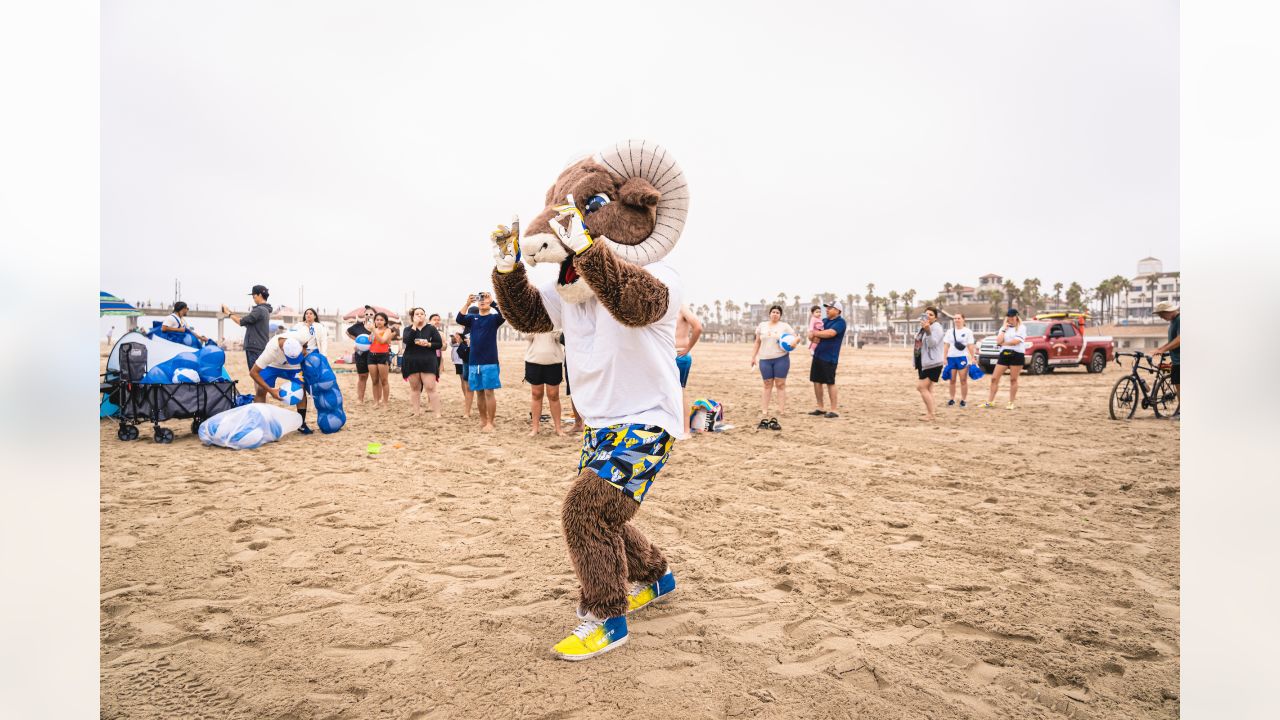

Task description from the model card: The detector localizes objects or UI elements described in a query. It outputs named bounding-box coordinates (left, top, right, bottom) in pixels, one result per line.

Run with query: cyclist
left=1152, top=301, right=1180, bottom=419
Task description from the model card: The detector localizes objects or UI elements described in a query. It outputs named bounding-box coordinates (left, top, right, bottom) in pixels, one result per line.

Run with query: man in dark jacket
left=223, top=285, right=273, bottom=369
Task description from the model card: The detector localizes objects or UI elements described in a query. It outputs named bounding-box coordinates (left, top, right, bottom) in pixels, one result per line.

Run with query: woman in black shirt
left=401, top=307, right=443, bottom=417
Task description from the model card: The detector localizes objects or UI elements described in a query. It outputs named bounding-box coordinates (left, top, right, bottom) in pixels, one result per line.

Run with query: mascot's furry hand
left=491, top=215, right=521, bottom=274
left=550, top=194, right=595, bottom=255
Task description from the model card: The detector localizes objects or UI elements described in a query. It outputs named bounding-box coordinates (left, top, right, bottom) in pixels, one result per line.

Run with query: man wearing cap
left=222, top=285, right=273, bottom=370
left=250, top=329, right=314, bottom=434
left=807, top=300, right=848, bottom=418
left=1153, top=301, right=1180, bottom=418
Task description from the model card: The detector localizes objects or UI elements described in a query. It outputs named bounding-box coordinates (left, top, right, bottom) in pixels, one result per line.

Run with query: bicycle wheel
left=1109, top=376, right=1140, bottom=420
left=1151, top=374, right=1180, bottom=418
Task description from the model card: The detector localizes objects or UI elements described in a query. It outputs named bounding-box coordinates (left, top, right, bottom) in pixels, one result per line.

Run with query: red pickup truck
left=976, top=313, right=1115, bottom=375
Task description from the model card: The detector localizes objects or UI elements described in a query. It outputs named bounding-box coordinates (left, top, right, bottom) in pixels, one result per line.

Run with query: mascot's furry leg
left=561, top=471, right=669, bottom=620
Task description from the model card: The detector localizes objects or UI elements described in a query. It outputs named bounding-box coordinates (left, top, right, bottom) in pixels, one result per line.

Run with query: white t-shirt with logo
left=946, top=327, right=975, bottom=358
left=755, top=321, right=797, bottom=360
left=998, top=323, right=1029, bottom=353
left=538, top=261, right=685, bottom=438
left=166, top=313, right=189, bottom=330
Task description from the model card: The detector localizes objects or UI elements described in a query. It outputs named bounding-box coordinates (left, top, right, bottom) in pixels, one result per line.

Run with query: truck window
left=1058, top=324, right=1077, bottom=337
left=1049, top=324, right=1065, bottom=338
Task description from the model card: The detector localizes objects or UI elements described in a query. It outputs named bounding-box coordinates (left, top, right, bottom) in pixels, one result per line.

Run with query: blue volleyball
left=277, top=380, right=305, bottom=406
left=355, top=334, right=372, bottom=353
left=778, top=333, right=797, bottom=352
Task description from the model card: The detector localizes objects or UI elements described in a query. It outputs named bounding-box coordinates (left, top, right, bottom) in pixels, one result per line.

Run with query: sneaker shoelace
left=571, top=619, right=603, bottom=639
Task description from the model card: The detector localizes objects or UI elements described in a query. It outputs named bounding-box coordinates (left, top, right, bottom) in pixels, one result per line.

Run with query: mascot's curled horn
left=490, top=140, right=688, bottom=661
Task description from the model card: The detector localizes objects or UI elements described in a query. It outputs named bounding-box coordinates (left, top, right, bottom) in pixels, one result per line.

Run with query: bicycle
left=1109, top=351, right=1179, bottom=420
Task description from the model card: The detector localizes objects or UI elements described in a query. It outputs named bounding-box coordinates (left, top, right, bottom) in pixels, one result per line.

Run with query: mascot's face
left=521, top=141, right=689, bottom=303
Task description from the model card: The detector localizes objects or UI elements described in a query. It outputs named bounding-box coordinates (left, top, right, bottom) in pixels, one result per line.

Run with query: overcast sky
left=102, top=0, right=1177, bottom=338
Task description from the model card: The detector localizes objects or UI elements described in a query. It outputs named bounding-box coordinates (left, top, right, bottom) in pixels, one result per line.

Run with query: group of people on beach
left=188, top=281, right=1181, bottom=436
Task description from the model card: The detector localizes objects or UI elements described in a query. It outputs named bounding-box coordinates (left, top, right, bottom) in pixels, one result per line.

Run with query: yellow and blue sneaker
left=551, top=614, right=629, bottom=661
left=627, top=570, right=677, bottom=613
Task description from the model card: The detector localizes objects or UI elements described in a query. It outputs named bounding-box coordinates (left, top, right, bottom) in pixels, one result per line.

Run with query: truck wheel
left=980, top=361, right=994, bottom=374
left=1087, top=351, right=1106, bottom=374
left=1029, top=352, right=1049, bottom=375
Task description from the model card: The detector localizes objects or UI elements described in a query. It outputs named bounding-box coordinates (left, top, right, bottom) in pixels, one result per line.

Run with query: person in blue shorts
left=456, top=292, right=505, bottom=431
left=249, top=330, right=313, bottom=434
left=674, top=303, right=702, bottom=425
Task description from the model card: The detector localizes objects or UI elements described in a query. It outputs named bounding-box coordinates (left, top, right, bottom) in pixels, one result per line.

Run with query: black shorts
left=245, top=347, right=263, bottom=370
left=997, top=350, right=1025, bottom=367
left=354, top=351, right=369, bottom=373
left=525, top=361, right=563, bottom=386
left=367, top=352, right=390, bottom=366
left=1170, top=364, right=1180, bottom=385
left=918, top=366, right=942, bottom=382
left=810, top=358, right=838, bottom=385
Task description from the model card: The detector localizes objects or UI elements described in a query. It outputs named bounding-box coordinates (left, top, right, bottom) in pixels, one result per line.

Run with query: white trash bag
left=198, top=403, right=303, bottom=450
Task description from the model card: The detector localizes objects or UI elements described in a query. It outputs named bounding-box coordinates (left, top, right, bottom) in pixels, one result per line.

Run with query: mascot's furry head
left=521, top=140, right=689, bottom=303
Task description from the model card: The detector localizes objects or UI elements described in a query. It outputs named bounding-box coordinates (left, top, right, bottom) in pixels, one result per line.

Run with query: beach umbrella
left=100, top=291, right=141, bottom=317
left=342, top=305, right=400, bottom=321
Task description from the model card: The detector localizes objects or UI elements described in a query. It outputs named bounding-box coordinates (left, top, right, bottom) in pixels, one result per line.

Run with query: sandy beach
left=100, top=342, right=1179, bottom=719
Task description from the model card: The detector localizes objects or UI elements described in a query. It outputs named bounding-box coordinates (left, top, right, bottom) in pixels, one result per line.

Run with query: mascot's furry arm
left=573, top=241, right=669, bottom=327
left=490, top=221, right=555, bottom=333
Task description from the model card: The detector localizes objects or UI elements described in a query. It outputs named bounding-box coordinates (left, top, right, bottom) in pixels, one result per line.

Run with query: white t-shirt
left=998, top=323, right=1029, bottom=353
left=525, top=331, right=564, bottom=365
left=946, top=327, right=975, bottom=358
left=291, top=322, right=328, bottom=355
left=755, top=321, right=796, bottom=360
left=254, top=330, right=309, bottom=369
left=538, top=261, right=685, bottom=438
left=166, top=313, right=188, bottom=330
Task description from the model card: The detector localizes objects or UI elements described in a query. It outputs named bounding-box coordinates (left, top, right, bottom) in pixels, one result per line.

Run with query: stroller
left=102, top=331, right=238, bottom=443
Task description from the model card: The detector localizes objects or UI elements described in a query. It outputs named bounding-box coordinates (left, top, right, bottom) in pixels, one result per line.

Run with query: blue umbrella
left=100, top=291, right=141, bottom=317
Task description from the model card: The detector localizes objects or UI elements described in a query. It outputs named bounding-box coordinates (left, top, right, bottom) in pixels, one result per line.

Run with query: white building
left=1122, top=257, right=1181, bottom=323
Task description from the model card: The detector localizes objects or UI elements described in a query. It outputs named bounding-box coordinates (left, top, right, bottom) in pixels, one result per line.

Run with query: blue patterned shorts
left=577, top=424, right=675, bottom=503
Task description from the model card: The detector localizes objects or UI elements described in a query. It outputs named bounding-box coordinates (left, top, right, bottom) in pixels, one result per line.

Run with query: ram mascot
left=490, top=140, right=688, bottom=660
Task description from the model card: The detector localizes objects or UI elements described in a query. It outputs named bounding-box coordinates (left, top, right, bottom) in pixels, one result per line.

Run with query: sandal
left=767, top=418, right=781, bottom=431
left=808, top=409, right=826, bottom=416
left=757, top=418, right=770, bottom=430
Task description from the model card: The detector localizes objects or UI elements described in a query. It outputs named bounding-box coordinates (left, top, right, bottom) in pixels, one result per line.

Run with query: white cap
left=823, top=300, right=844, bottom=313
left=1154, top=300, right=1179, bottom=313
left=283, top=337, right=304, bottom=361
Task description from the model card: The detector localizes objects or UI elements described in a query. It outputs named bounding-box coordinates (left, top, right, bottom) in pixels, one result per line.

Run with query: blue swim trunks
left=468, top=363, right=501, bottom=391
left=258, top=365, right=301, bottom=389
left=675, top=354, right=692, bottom=388
left=941, top=356, right=968, bottom=381
left=578, top=424, right=675, bottom=503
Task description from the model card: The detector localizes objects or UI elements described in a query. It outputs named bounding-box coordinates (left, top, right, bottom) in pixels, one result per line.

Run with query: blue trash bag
left=198, top=403, right=302, bottom=450
left=968, top=363, right=985, bottom=381
left=301, top=352, right=346, bottom=433
left=196, top=344, right=227, bottom=382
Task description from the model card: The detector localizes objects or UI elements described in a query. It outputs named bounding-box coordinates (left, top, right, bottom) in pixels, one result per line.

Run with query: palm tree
left=987, top=290, right=1004, bottom=320
left=1022, top=277, right=1042, bottom=315
left=903, top=289, right=917, bottom=318
left=1053, top=282, right=1064, bottom=304
left=852, top=294, right=862, bottom=326
left=714, top=299, right=723, bottom=326
left=888, top=290, right=900, bottom=322
left=1066, top=282, right=1084, bottom=312
left=942, top=282, right=953, bottom=303
left=1002, top=279, right=1019, bottom=313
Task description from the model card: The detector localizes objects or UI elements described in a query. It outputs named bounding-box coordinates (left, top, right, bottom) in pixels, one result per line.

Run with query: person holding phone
left=943, top=313, right=978, bottom=407
left=914, top=307, right=946, bottom=421
left=368, top=312, right=394, bottom=408
left=346, top=306, right=375, bottom=403
left=292, top=307, right=327, bottom=356
left=455, top=292, right=505, bottom=431
left=401, top=307, right=443, bottom=417
left=981, top=308, right=1027, bottom=409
